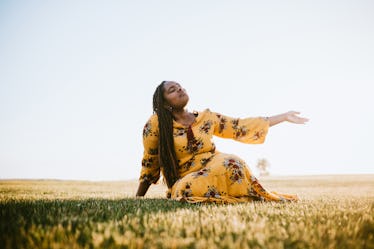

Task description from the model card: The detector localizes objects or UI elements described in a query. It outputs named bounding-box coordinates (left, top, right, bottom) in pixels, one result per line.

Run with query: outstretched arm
left=268, top=111, right=309, bottom=127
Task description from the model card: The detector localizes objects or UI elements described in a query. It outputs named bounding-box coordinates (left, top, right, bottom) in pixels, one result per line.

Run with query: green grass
left=1, top=175, right=373, bottom=249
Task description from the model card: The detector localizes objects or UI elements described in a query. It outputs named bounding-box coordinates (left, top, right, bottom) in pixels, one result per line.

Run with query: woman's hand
left=284, top=111, right=309, bottom=124
left=136, top=181, right=151, bottom=197
left=268, top=111, right=309, bottom=127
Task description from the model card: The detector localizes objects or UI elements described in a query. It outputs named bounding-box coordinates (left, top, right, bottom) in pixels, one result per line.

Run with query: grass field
left=1, top=175, right=373, bottom=249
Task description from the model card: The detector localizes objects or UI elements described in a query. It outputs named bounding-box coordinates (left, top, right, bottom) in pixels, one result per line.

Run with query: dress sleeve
left=211, top=110, right=270, bottom=144
left=139, top=114, right=161, bottom=184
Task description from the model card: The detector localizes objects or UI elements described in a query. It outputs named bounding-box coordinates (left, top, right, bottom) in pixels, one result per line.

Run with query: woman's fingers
left=287, top=112, right=309, bottom=124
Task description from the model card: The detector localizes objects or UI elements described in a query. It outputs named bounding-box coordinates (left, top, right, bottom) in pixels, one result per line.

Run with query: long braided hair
left=153, top=81, right=179, bottom=188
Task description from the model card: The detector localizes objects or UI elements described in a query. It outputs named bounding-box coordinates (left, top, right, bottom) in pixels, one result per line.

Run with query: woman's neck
left=172, top=109, right=195, bottom=127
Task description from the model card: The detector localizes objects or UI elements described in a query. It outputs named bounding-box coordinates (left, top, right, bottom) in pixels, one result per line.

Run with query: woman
left=136, top=81, right=309, bottom=203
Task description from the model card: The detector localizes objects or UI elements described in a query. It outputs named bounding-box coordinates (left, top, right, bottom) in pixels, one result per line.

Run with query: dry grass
left=1, top=174, right=373, bottom=248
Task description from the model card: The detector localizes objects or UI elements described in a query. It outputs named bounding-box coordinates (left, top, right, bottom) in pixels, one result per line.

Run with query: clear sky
left=1, top=0, right=373, bottom=181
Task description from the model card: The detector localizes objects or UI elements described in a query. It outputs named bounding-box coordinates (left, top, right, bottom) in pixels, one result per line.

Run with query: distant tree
left=256, top=158, right=270, bottom=176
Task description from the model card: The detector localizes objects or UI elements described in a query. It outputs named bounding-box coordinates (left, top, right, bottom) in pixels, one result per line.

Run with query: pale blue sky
left=1, top=1, right=373, bottom=180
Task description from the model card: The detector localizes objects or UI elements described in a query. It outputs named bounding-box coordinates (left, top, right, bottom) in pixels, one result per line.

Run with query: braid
left=153, top=81, right=179, bottom=188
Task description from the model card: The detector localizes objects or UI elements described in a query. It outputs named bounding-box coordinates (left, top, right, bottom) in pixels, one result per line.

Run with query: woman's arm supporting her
left=268, top=111, right=309, bottom=127
left=136, top=181, right=151, bottom=197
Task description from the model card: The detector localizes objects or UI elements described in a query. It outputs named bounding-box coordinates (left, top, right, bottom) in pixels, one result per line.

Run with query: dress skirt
left=171, top=153, right=298, bottom=203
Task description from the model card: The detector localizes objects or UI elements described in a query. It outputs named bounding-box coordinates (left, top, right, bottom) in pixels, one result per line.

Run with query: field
left=1, top=175, right=373, bottom=249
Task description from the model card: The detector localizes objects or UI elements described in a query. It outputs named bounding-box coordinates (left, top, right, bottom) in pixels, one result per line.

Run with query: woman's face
left=163, top=81, right=189, bottom=110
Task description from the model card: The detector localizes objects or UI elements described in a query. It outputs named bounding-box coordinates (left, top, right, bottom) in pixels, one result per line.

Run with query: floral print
left=142, top=158, right=154, bottom=168
left=139, top=173, right=158, bottom=184
left=139, top=109, right=298, bottom=203
left=216, top=114, right=227, bottom=133
left=223, top=158, right=245, bottom=184
left=174, top=127, right=187, bottom=136
left=182, top=159, right=195, bottom=171
left=251, top=130, right=264, bottom=141
left=200, top=156, right=213, bottom=166
left=231, top=119, right=249, bottom=138
left=143, top=120, right=152, bottom=137
left=247, top=186, right=265, bottom=201
left=148, top=148, right=158, bottom=155
left=199, top=120, right=213, bottom=134
left=204, top=185, right=221, bottom=198
left=192, top=167, right=210, bottom=178
left=186, top=138, right=204, bottom=154
left=181, top=182, right=193, bottom=198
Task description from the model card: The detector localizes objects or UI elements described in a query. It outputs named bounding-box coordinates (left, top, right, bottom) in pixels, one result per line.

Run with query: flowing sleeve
left=139, top=114, right=160, bottom=184
left=211, top=110, right=270, bottom=144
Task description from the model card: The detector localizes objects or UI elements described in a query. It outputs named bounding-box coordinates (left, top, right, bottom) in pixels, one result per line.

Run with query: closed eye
left=166, top=83, right=181, bottom=93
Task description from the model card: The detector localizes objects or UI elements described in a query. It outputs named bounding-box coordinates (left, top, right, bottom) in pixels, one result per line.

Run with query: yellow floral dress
left=140, top=109, right=298, bottom=203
